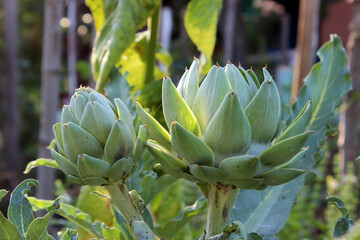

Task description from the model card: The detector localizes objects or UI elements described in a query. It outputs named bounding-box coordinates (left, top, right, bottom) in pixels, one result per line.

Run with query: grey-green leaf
left=8, top=179, right=38, bottom=239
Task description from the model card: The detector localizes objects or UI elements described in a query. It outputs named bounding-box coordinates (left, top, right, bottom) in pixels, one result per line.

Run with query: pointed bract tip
left=231, top=91, right=235, bottom=96
left=227, top=60, right=231, bottom=65
left=309, top=100, right=312, bottom=103
left=185, top=66, right=188, bottom=71
left=193, top=56, right=198, bottom=60
left=309, top=130, right=315, bottom=134
left=267, top=80, right=271, bottom=84
left=250, top=66, right=253, bottom=70
left=265, top=64, right=268, bottom=69
left=238, top=62, right=241, bottom=67
left=216, top=62, right=220, bottom=68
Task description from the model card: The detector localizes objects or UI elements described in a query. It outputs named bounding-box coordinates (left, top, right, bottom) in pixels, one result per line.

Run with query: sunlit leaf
left=24, top=159, right=59, bottom=174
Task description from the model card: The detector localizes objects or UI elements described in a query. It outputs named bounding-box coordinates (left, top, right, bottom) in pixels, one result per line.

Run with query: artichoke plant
left=51, top=86, right=147, bottom=186
left=136, top=59, right=312, bottom=190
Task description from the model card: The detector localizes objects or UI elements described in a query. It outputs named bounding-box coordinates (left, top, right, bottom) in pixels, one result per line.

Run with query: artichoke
left=136, top=59, right=312, bottom=190
left=51, top=87, right=147, bottom=186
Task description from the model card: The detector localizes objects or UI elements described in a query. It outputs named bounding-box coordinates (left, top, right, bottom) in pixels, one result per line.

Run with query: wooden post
left=3, top=0, right=19, bottom=187
left=338, top=1, right=360, bottom=179
left=67, top=0, right=78, bottom=95
left=291, top=0, right=320, bottom=103
left=36, top=0, right=64, bottom=200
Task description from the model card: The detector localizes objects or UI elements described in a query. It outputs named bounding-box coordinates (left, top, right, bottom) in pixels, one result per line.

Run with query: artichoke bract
left=52, top=87, right=147, bottom=186
left=137, top=59, right=312, bottom=190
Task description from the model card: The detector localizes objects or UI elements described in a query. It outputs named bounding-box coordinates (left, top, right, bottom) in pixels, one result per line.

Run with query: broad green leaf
left=111, top=203, right=133, bottom=239
left=85, top=0, right=105, bottom=32
left=102, top=225, right=125, bottom=240
left=91, top=0, right=160, bottom=90
left=327, top=196, right=355, bottom=237
left=155, top=198, right=207, bottom=239
left=118, top=32, right=172, bottom=91
left=23, top=159, right=59, bottom=174
left=8, top=179, right=38, bottom=239
left=230, top=35, right=351, bottom=238
left=25, top=197, right=61, bottom=240
left=139, top=173, right=178, bottom=204
left=0, top=190, right=22, bottom=240
left=76, top=186, right=113, bottom=240
left=184, top=0, right=222, bottom=60
left=60, top=229, right=78, bottom=240
left=28, top=197, right=103, bottom=239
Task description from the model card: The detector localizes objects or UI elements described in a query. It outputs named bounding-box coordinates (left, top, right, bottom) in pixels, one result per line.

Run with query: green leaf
left=91, top=0, right=160, bottom=91
left=0, top=189, right=22, bottom=240
left=327, top=196, right=355, bottom=237
left=60, top=229, right=78, bottom=240
left=139, top=173, right=178, bottom=204
left=25, top=197, right=62, bottom=240
left=230, top=35, right=352, bottom=237
left=8, top=179, right=38, bottom=239
left=111, top=203, right=133, bottom=239
left=184, top=0, right=222, bottom=60
left=23, top=159, right=59, bottom=174
left=155, top=198, right=207, bottom=239
left=85, top=0, right=105, bottom=32
left=104, top=68, right=136, bottom=119
left=28, top=197, right=103, bottom=239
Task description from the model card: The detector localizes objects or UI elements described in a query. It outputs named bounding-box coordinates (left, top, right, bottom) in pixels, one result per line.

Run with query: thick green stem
left=205, top=183, right=239, bottom=238
left=105, top=182, right=143, bottom=225
left=144, top=3, right=161, bottom=84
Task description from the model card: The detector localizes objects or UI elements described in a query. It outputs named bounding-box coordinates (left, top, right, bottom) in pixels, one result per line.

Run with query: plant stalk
left=205, top=183, right=239, bottom=238
left=144, top=2, right=161, bottom=84
left=105, top=182, right=143, bottom=225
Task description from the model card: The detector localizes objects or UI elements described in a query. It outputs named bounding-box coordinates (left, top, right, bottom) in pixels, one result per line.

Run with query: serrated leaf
left=155, top=198, right=207, bottom=239
left=25, top=197, right=61, bottom=240
left=92, top=0, right=160, bottom=91
left=230, top=35, right=352, bottom=237
left=23, top=159, right=59, bottom=174
left=8, top=179, right=38, bottom=239
left=184, top=0, right=222, bottom=60
left=28, top=197, right=103, bottom=239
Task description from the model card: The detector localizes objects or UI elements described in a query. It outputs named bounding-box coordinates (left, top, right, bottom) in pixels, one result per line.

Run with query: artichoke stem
left=205, top=183, right=238, bottom=238
left=105, top=182, right=143, bottom=225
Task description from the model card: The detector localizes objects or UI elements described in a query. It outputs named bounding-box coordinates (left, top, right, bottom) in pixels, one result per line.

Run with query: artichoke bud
left=219, top=155, right=261, bottom=180
left=170, top=121, right=214, bottom=166
left=104, top=119, right=134, bottom=165
left=245, top=72, right=281, bottom=143
left=192, top=66, right=232, bottom=133
left=162, top=77, right=200, bottom=136
left=204, top=91, right=251, bottom=161
left=139, top=64, right=311, bottom=190
left=52, top=87, right=140, bottom=186
left=80, top=101, right=116, bottom=145
left=224, top=63, right=253, bottom=108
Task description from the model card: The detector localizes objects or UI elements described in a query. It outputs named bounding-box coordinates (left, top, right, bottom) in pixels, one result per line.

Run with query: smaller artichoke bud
left=52, top=87, right=142, bottom=186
